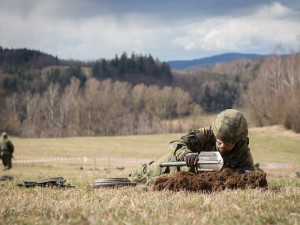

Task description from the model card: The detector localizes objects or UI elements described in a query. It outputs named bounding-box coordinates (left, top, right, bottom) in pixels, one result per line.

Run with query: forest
left=0, top=46, right=299, bottom=137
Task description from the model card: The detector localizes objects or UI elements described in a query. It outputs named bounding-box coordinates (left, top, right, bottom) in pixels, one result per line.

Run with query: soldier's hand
left=178, top=152, right=188, bottom=161
left=184, top=153, right=199, bottom=167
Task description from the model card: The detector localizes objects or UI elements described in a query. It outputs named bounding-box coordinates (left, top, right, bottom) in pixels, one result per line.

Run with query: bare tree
left=83, top=78, right=101, bottom=136
left=173, top=87, right=193, bottom=131
left=58, top=77, right=81, bottom=137
left=131, top=84, right=147, bottom=134
left=144, top=85, right=160, bottom=133
left=41, top=83, right=60, bottom=137
left=24, top=92, right=42, bottom=137
left=97, top=79, right=114, bottom=135
left=109, top=80, right=131, bottom=135
left=2, top=93, right=21, bottom=135
left=246, top=46, right=300, bottom=132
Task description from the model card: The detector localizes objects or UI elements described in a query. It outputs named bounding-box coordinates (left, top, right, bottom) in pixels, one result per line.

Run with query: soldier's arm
left=168, top=140, right=190, bottom=160
left=235, top=149, right=255, bottom=173
left=8, top=141, right=14, bottom=153
left=168, top=126, right=212, bottom=161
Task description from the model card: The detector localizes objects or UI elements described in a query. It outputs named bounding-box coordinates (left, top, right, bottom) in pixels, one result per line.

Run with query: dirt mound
left=153, top=168, right=268, bottom=192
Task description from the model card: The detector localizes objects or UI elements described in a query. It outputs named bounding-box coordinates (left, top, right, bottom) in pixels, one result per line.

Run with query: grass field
left=1, top=126, right=300, bottom=224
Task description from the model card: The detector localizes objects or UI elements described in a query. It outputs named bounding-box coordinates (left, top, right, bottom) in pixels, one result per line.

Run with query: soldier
left=254, top=163, right=264, bottom=172
left=129, top=109, right=254, bottom=185
left=0, top=132, right=14, bottom=170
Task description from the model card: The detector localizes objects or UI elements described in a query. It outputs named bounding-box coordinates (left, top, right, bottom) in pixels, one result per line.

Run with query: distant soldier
left=0, top=132, right=14, bottom=170
left=254, top=163, right=264, bottom=172
left=129, top=109, right=255, bottom=185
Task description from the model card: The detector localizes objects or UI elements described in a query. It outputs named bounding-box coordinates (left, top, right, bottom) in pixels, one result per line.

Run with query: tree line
left=0, top=47, right=253, bottom=116
left=1, top=46, right=299, bottom=137
left=92, top=52, right=172, bottom=86
left=1, top=77, right=198, bottom=137
left=246, top=49, right=300, bottom=132
left=173, top=57, right=263, bottom=112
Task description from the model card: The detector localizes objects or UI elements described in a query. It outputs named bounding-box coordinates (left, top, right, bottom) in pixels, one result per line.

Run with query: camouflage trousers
left=1, top=153, right=12, bottom=170
left=128, top=153, right=192, bottom=186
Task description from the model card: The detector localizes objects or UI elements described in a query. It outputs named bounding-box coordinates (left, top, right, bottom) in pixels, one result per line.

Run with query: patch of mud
left=153, top=168, right=268, bottom=192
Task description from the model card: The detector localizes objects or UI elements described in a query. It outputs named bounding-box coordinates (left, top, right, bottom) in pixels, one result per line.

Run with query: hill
left=167, top=53, right=265, bottom=71
left=0, top=47, right=268, bottom=137
left=0, top=47, right=59, bottom=68
left=0, top=47, right=173, bottom=88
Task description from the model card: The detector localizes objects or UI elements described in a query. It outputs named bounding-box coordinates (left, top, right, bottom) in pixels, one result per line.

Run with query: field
left=1, top=126, right=300, bottom=224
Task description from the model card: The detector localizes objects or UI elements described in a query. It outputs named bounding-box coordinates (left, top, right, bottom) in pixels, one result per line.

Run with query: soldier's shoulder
left=197, top=126, right=213, bottom=135
left=235, top=141, right=251, bottom=157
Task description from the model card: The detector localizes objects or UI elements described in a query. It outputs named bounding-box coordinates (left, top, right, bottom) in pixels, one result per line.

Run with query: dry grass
left=1, top=126, right=300, bottom=224
left=1, top=182, right=299, bottom=225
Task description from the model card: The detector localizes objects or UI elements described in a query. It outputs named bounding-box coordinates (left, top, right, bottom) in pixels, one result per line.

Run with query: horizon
left=0, top=46, right=268, bottom=63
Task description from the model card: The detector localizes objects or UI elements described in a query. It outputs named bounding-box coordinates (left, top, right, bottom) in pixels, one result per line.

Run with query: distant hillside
left=167, top=53, right=265, bottom=71
left=0, top=47, right=173, bottom=94
left=0, top=47, right=60, bottom=68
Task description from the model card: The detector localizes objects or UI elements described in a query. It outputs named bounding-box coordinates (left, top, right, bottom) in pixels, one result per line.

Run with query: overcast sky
left=1, top=0, right=300, bottom=61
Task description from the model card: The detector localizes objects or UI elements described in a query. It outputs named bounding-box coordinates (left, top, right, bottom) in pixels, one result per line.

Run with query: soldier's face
left=216, top=139, right=235, bottom=152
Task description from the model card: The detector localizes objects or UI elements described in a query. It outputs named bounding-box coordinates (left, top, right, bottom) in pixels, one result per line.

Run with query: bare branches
left=5, top=78, right=201, bottom=137
left=246, top=48, right=300, bottom=132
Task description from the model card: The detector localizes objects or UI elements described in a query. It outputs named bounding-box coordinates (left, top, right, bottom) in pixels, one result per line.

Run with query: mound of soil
left=152, top=168, right=267, bottom=192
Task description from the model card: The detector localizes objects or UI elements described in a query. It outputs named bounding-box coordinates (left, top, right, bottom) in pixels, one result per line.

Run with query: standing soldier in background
left=129, top=109, right=254, bottom=185
left=0, top=132, right=14, bottom=170
left=254, top=163, right=264, bottom=172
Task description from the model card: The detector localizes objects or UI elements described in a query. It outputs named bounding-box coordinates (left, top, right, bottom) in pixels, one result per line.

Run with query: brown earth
left=152, top=168, right=268, bottom=193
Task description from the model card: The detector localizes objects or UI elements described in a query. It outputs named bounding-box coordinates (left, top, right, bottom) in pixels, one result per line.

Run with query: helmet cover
left=212, top=109, right=248, bottom=143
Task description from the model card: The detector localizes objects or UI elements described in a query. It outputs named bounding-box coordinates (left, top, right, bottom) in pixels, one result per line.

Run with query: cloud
left=173, top=2, right=300, bottom=54
left=0, top=1, right=299, bottom=61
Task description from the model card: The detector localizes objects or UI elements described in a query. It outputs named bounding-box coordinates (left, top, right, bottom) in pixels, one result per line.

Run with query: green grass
left=12, top=127, right=300, bottom=163
left=1, top=126, right=300, bottom=224
left=249, top=126, right=300, bottom=163
left=12, top=133, right=181, bottom=158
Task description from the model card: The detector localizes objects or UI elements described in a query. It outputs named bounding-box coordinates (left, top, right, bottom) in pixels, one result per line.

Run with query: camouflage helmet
left=2, top=132, right=7, bottom=139
left=212, top=109, right=248, bottom=143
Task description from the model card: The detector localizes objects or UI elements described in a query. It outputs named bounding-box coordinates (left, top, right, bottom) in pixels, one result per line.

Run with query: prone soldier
left=129, top=109, right=254, bottom=185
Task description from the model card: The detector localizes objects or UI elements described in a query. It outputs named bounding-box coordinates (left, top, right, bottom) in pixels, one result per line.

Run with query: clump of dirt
left=152, top=168, right=268, bottom=192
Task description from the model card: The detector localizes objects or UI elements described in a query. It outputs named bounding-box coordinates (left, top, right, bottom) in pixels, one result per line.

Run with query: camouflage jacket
left=0, top=139, right=14, bottom=155
left=169, top=126, right=254, bottom=173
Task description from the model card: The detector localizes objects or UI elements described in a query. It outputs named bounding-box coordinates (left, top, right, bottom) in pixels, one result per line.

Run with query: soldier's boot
left=3, top=164, right=11, bottom=170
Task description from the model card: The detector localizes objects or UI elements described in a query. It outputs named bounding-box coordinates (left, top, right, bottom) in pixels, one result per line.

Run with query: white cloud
left=173, top=2, right=300, bottom=54
left=0, top=1, right=299, bottom=61
left=256, top=1, right=294, bottom=18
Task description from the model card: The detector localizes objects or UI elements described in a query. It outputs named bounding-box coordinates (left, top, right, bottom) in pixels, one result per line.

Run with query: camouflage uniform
left=128, top=109, right=254, bottom=185
left=0, top=132, right=14, bottom=170
left=254, top=163, right=264, bottom=172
